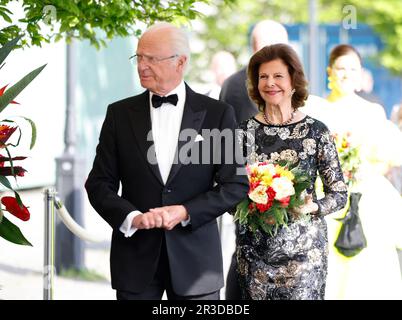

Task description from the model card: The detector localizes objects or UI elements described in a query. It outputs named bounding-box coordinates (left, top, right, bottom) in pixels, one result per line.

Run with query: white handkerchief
left=195, top=134, right=204, bottom=142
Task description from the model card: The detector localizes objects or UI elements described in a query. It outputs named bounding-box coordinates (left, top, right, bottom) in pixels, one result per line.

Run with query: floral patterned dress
left=236, top=115, right=347, bottom=300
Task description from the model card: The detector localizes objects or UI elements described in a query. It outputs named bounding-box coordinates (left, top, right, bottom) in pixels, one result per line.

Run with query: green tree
left=193, top=0, right=402, bottom=76
left=0, top=0, right=225, bottom=48
left=321, top=0, right=402, bottom=74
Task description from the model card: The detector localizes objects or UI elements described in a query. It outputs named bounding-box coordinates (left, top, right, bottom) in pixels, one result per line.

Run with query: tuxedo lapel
left=129, top=91, right=164, bottom=185
left=166, top=85, right=206, bottom=185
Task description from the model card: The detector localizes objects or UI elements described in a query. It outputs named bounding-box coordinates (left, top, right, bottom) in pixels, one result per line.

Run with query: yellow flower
left=260, top=174, right=273, bottom=186
left=276, top=166, right=294, bottom=181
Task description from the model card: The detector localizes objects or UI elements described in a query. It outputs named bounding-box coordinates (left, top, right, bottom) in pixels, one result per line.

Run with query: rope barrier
left=43, top=188, right=104, bottom=300
left=54, top=196, right=103, bottom=243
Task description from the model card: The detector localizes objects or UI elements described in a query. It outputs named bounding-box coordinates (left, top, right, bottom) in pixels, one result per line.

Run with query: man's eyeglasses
left=129, top=54, right=179, bottom=65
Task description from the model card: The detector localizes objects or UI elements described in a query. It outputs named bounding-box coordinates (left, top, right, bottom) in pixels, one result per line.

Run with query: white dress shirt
left=120, top=81, right=187, bottom=237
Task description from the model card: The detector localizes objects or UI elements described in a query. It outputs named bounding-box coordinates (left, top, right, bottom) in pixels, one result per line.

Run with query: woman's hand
left=290, top=194, right=319, bottom=217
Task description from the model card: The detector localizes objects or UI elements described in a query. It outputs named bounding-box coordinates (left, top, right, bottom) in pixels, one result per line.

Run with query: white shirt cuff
left=119, top=210, right=142, bottom=237
left=181, top=215, right=191, bottom=227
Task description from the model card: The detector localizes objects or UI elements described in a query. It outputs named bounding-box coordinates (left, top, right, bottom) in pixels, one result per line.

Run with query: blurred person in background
left=324, top=44, right=402, bottom=300
left=387, top=104, right=402, bottom=195
left=356, top=68, right=385, bottom=107
left=205, top=50, right=237, bottom=99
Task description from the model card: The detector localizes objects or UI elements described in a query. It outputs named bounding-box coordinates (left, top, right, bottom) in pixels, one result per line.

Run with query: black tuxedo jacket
left=85, top=84, right=248, bottom=296
left=219, top=67, right=258, bottom=123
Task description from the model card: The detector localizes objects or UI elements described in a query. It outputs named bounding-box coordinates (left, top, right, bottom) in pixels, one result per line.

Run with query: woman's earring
left=291, top=88, right=296, bottom=96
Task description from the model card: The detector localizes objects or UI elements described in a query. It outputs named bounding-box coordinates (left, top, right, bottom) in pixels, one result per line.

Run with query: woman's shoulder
left=299, top=113, right=329, bottom=130
left=238, top=117, right=261, bottom=130
left=353, top=95, right=387, bottom=119
left=301, top=114, right=334, bottom=139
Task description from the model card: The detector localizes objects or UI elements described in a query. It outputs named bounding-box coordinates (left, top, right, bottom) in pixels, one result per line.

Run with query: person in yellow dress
left=322, top=44, right=402, bottom=300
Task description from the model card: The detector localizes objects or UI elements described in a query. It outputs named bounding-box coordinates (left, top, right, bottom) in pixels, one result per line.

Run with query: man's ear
left=177, top=55, right=187, bottom=71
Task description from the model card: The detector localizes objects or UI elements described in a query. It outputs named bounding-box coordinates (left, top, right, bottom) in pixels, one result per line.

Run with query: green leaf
left=14, top=191, right=24, bottom=208
left=0, top=10, right=12, bottom=23
left=21, top=117, right=37, bottom=149
left=0, top=215, right=32, bottom=246
left=0, top=206, right=3, bottom=224
left=0, top=36, right=21, bottom=66
left=4, top=146, right=15, bottom=177
left=0, top=63, right=47, bottom=113
left=234, top=198, right=250, bottom=224
left=0, top=175, right=13, bottom=190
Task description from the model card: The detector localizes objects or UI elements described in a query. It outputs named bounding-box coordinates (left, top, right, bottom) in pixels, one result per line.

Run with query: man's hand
left=132, top=211, right=166, bottom=229
left=150, top=205, right=189, bottom=230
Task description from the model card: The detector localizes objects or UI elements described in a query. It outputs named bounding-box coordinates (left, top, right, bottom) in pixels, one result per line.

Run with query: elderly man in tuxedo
left=85, top=22, right=248, bottom=300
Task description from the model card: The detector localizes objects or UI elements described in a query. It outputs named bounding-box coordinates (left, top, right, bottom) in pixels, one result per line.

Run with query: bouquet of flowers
left=333, top=132, right=361, bottom=187
left=235, top=161, right=311, bottom=236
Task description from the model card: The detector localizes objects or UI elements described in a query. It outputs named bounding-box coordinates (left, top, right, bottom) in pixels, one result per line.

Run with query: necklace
left=263, top=110, right=296, bottom=126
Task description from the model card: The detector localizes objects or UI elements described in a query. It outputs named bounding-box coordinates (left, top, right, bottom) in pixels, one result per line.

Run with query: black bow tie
left=151, top=94, right=178, bottom=109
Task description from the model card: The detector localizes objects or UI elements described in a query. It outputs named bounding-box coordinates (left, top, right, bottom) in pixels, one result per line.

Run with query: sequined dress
left=236, top=116, right=347, bottom=300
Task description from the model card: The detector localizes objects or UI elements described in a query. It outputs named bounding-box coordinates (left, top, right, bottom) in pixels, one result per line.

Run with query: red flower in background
left=0, top=166, right=26, bottom=176
left=1, top=196, right=30, bottom=221
left=0, top=84, right=19, bottom=104
left=0, top=124, right=17, bottom=146
left=0, top=155, right=27, bottom=167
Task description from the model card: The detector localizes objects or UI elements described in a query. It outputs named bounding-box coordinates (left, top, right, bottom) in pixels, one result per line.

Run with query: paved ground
left=0, top=188, right=237, bottom=300
left=0, top=188, right=114, bottom=300
left=5, top=188, right=398, bottom=300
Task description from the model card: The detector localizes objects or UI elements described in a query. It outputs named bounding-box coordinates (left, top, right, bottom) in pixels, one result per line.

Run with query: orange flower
left=1, top=196, right=30, bottom=221
left=0, top=124, right=17, bottom=146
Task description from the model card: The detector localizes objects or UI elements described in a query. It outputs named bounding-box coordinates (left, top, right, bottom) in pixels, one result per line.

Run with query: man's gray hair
left=145, top=22, right=191, bottom=71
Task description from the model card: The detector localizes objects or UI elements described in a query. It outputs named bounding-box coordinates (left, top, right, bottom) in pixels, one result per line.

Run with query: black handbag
left=334, top=192, right=367, bottom=257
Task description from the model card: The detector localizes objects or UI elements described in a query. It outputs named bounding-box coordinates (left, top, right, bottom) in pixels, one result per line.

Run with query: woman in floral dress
left=236, top=44, right=347, bottom=300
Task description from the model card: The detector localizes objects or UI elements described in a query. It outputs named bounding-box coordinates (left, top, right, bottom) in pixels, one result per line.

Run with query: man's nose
left=137, top=61, right=150, bottom=71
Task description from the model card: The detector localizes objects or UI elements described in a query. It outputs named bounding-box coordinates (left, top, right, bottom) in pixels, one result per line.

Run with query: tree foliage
left=0, top=0, right=216, bottom=49
left=194, top=0, right=402, bottom=75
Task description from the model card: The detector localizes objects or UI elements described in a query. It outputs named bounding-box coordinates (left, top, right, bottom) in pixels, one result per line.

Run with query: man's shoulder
left=222, top=67, right=247, bottom=88
left=108, top=91, right=148, bottom=110
left=187, top=84, right=233, bottom=112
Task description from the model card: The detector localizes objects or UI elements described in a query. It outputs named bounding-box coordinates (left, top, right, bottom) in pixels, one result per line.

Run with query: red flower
left=249, top=181, right=260, bottom=192
left=0, top=125, right=17, bottom=146
left=0, top=166, right=26, bottom=176
left=256, top=200, right=273, bottom=212
left=1, top=196, right=30, bottom=221
left=0, top=84, right=19, bottom=104
left=279, top=196, right=291, bottom=208
left=267, top=187, right=276, bottom=201
left=0, top=155, right=27, bottom=168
